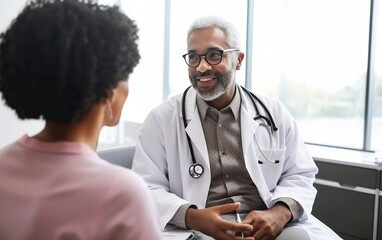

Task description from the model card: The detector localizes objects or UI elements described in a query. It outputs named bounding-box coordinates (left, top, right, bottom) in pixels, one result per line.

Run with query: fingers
left=219, top=219, right=253, bottom=235
left=239, top=237, right=254, bottom=240
left=241, top=210, right=283, bottom=240
left=233, top=236, right=254, bottom=240
left=241, top=213, right=254, bottom=225
left=199, top=203, right=258, bottom=240
left=214, top=201, right=241, bottom=214
left=215, top=230, right=255, bottom=240
left=213, top=202, right=254, bottom=235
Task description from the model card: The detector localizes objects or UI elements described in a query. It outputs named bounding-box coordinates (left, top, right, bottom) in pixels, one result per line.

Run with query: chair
left=97, top=146, right=136, bottom=168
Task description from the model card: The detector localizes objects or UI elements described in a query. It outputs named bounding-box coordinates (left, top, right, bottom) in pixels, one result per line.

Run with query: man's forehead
left=187, top=27, right=228, bottom=51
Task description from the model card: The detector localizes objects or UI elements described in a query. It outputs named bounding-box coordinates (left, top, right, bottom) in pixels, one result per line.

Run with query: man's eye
left=207, top=51, right=221, bottom=60
left=188, top=54, right=199, bottom=61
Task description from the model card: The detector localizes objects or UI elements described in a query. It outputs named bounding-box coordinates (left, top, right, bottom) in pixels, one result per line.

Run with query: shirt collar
left=196, top=84, right=241, bottom=121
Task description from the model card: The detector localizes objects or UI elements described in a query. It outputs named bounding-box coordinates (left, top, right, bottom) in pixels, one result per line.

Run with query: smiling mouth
left=196, top=74, right=216, bottom=81
left=198, top=77, right=214, bottom=82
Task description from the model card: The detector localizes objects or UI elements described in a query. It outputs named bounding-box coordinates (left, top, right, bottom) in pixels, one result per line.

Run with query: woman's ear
left=104, top=82, right=129, bottom=127
left=105, top=100, right=114, bottom=121
left=109, top=88, right=118, bottom=104
left=103, top=88, right=118, bottom=125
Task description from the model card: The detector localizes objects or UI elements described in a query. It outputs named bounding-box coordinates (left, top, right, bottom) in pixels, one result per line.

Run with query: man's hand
left=185, top=202, right=254, bottom=240
left=241, top=203, right=292, bottom=240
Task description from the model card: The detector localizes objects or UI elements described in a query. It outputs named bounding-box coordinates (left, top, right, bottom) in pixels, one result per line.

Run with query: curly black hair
left=0, top=0, right=140, bottom=123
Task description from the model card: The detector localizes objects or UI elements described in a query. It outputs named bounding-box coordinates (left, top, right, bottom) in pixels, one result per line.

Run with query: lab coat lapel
left=240, top=88, right=272, bottom=204
left=182, top=88, right=211, bottom=207
left=184, top=89, right=209, bottom=169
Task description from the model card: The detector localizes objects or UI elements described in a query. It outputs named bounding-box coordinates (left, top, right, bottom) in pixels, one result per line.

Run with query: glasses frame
left=182, top=48, right=239, bottom=68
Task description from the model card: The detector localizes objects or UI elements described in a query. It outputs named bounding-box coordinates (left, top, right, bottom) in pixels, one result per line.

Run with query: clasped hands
left=185, top=202, right=291, bottom=240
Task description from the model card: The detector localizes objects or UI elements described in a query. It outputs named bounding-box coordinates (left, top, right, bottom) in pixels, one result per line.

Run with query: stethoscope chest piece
left=189, top=163, right=204, bottom=179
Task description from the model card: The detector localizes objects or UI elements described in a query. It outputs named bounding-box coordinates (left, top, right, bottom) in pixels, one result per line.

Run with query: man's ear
left=236, top=52, right=245, bottom=70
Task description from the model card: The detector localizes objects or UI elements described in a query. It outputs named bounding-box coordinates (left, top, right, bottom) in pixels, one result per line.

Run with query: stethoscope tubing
left=240, top=86, right=278, bottom=132
left=182, top=85, right=279, bottom=178
left=182, top=86, right=197, bottom=164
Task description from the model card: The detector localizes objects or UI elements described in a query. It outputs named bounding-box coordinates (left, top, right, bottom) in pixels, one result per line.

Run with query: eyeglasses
left=182, top=48, right=239, bottom=68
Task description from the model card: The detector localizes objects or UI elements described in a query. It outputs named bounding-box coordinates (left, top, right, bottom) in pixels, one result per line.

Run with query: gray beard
left=190, top=70, right=235, bottom=101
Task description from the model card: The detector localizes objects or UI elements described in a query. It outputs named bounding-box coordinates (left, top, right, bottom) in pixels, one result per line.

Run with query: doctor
left=132, top=16, right=340, bottom=240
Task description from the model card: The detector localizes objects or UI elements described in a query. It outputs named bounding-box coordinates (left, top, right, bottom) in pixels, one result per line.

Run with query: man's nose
left=196, top=56, right=212, bottom=72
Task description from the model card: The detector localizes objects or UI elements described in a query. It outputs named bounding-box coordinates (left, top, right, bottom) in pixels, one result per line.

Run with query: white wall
left=0, top=0, right=44, bottom=148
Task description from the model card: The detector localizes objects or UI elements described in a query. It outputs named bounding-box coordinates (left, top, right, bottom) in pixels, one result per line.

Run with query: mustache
left=192, top=71, right=220, bottom=79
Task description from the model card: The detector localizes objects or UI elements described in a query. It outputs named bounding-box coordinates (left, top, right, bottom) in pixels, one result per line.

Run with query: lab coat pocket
left=256, top=148, right=286, bottom=189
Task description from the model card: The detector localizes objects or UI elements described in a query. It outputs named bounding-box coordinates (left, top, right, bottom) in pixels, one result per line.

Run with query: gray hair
left=186, top=16, right=241, bottom=50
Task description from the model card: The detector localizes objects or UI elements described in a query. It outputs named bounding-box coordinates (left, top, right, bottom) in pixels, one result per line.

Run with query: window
left=96, top=0, right=380, bottom=152
left=1, top=0, right=378, bottom=151
left=250, top=0, right=372, bottom=150
left=98, top=0, right=248, bottom=150
left=371, top=0, right=382, bottom=150
left=98, top=0, right=165, bottom=150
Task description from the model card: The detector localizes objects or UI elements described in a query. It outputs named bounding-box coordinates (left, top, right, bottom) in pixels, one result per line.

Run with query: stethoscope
left=182, top=85, right=279, bottom=179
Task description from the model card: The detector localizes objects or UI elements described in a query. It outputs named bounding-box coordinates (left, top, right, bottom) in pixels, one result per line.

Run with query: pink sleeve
left=92, top=170, right=162, bottom=240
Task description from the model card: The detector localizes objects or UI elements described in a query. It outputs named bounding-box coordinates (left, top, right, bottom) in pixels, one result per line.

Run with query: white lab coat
left=132, top=85, right=341, bottom=240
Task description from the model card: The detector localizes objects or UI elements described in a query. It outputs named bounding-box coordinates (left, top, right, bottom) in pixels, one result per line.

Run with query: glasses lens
left=186, top=53, right=200, bottom=67
left=206, top=50, right=222, bottom=65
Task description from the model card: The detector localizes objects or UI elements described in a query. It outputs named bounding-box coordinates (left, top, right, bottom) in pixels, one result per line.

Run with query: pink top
left=0, top=135, right=162, bottom=240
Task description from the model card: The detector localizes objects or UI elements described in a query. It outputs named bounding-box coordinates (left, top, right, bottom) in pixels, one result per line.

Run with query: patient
left=0, top=0, right=161, bottom=239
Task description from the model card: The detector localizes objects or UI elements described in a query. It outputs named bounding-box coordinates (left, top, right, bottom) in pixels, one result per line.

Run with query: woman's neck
left=33, top=106, right=105, bottom=150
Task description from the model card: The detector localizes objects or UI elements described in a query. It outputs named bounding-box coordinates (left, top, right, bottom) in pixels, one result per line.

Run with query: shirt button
left=225, top=174, right=229, bottom=178
left=222, top=151, right=226, bottom=156
left=218, top=123, right=222, bottom=128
